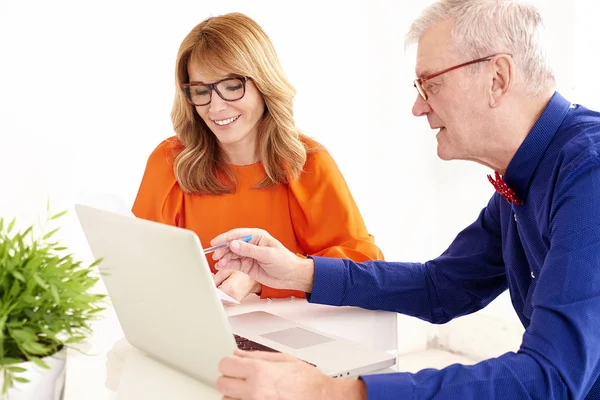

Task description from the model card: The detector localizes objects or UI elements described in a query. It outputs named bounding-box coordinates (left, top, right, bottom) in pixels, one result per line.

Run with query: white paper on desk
left=216, top=287, right=240, bottom=304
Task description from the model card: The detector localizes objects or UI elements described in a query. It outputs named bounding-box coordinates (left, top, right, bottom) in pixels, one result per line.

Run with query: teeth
left=214, top=115, right=240, bottom=126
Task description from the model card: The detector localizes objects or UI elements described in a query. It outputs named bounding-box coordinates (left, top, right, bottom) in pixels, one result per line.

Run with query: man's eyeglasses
left=181, top=76, right=248, bottom=106
left=413, top=53, right=511, bottom=101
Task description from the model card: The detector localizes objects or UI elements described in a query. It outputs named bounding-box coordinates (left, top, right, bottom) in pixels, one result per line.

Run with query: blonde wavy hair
left=171, top=12, right=310, bottom=194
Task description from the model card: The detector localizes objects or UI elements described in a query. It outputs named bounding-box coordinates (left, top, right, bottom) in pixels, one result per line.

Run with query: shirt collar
left=503, top=91, right=571, bottom=203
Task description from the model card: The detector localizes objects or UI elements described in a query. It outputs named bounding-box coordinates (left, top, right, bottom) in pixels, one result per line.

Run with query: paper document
left=216, top=287, right=240, bottom=304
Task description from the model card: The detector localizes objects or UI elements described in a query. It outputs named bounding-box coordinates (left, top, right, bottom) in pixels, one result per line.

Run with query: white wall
left=1, top=0, right=597, bottom=343
left=0, top=0, right=439, bottom=264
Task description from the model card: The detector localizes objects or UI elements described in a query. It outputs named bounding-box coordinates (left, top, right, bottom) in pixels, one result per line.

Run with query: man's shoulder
left=558, top=105, right=600, bottom=165
left=549, top=105, right=600, bottom=185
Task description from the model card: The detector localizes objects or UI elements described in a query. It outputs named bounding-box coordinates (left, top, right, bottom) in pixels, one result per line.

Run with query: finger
left=229, top=240, right=274, bottom=264
left=234, top=349, right=296, bottom=362
left=216, top=250, right=234, bottom=265
left=213, top=269, right=233, bottom=287
left=217, top=280, right=237, bottom=300
left=212, top=246, right=230, bottom=261
left=216, top=376, right=246, bottom=400
left=211, top=228, right=260, bottom=246
left=220, top=248, right=241, bottom=261
left=219, top=354, right=256, bottom=379
left=216, top=257, right=246, bottom=274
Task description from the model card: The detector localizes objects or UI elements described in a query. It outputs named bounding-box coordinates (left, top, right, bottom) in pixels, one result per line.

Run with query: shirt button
left=531, top=271, right=535, bottom=279
left=514, top=213, right=517, bottom=222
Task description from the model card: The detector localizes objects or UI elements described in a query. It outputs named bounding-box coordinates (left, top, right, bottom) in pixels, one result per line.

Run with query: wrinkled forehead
left=414, top=20, right=456, bottom=77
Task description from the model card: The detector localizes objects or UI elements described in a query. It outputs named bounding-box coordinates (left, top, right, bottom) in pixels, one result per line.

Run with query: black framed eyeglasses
left=181, top=76, right=248, bottom=106
left=413, top=53, right=512, bottom=101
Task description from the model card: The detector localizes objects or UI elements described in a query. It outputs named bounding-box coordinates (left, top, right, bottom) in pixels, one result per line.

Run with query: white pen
left=203, top=235, right=253, bottom=254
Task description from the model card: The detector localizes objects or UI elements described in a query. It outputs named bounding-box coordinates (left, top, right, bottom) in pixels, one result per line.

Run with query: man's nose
left=412, top=94, right=432, bottom=117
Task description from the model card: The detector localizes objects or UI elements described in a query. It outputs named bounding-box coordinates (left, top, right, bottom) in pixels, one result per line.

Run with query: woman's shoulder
left=295, top=135, right=343, bottom=181
left=146, top=136, right=184, bottom=168
left=299, top=135, right=324, bottom=152
left=299, top=135, right=336, bottom=168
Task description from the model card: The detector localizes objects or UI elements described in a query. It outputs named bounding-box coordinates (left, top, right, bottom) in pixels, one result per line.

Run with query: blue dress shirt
left=308, top=92, right=600, bottom=399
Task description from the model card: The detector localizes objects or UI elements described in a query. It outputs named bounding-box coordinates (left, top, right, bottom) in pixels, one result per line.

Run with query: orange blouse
left=132, top=136, right=384, bottom=299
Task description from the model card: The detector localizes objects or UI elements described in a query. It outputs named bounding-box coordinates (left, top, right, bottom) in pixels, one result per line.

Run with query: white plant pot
left=0, top=347, right=67, bottom=400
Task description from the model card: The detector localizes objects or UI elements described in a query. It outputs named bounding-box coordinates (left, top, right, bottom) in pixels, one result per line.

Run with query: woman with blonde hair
left=132, top=12, right=383, bottom=303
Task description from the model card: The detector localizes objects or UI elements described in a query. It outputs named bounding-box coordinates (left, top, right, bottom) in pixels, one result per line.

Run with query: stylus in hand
left=203, top=235, right=252, bottom=254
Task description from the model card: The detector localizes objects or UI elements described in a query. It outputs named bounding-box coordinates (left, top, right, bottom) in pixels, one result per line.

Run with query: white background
left=1, top=0, right=598, bottom=324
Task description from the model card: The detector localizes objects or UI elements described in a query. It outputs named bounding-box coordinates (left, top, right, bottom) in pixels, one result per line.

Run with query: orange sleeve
left=132, top=138, right=185, bottom=227
left=259, top=145, right=384, bottom=300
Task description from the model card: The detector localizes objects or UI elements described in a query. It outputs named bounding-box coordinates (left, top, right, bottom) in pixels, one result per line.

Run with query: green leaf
left=6, top=366, right=27, bottom=373
left=21, top=295, right=37, bottom=305
left=32, top=273, right=49, bottom=290
left=22, top=341, right=50, bottom=356
left=22, top=225, right=33, bottom=238
left=65, top=336, right=86, bottom=344
left=89, top=258, right=103, bottom=268
left=2, top=373, right=11, bottom=395
left=9, top=329, right=37, bottom=342
left=50, top=210, right=68, bottom=220
left=30, top=356, right=50, bottom=369
left=7, top=217, right=16, bottom=234
left=23, top=256, right=42, bottom=272
left=42, top=228, right=60, bottom=241
left=8, top=279, right=21, bottom=298
left=12, top=271, right=25, bottom=282
left=50, top=286, right=60, bottom=304
left=14, top=377, right=30, bottom=384
left=0, top=358, right=23, bottom=366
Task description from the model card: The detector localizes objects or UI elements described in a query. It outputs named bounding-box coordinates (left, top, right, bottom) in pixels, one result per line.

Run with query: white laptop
left=74, top=204, right=395, bottom=388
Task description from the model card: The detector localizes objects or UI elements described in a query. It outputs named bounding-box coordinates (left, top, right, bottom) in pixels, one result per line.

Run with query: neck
left=220, top=135, right=259, bottom=166
left=475, top=88, right=555, bottom=174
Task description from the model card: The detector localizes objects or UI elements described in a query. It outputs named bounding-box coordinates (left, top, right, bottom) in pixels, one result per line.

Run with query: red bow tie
left=487, top=171, right=522, bottom=205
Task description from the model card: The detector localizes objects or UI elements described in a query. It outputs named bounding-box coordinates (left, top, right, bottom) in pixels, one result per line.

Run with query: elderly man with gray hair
left=212, top=1, right=600, bottom=398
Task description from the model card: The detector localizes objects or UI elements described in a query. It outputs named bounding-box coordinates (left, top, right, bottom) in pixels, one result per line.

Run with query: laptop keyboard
left=234, top=334, right=279, bottom=352
left=233, top=334, right=316, bottom=367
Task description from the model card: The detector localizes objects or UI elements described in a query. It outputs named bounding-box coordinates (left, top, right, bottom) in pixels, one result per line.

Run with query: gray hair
left=406, top=0, right=555, bottom=95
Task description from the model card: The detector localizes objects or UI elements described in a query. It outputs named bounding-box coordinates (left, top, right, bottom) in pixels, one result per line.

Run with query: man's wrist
left=326, top=377, right=367, bottom=400
left=295, top=257, right=315, bottom=293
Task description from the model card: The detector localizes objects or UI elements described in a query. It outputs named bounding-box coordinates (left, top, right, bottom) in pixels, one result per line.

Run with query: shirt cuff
left=360, top=373, right=415, bottom=399
left=306, top=256, right=347, bottom=306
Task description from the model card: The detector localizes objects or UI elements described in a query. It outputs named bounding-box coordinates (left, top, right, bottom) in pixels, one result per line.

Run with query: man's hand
left=217, top=350, right=367, bottom=400
left=213, top=270, right=261, bottom=303
left=210, top=228, right=315, bottom=293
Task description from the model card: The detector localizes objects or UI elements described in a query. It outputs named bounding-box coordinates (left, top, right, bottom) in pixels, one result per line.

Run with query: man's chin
left=436, top=143, right=454, bottom=161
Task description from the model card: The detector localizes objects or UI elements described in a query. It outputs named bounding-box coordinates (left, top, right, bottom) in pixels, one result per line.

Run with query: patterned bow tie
left=487, top=171, right=522, bottom=205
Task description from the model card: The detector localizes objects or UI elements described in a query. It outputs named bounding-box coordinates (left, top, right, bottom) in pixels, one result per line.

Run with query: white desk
left=64, top=295, right=397, bottom=400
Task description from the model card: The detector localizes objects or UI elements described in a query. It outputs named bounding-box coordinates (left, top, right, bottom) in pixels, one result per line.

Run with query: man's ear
left=488, top=54, right=514, bottom=108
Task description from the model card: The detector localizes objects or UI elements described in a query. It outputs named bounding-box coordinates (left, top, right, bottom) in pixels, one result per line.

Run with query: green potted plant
left=0, top=204, right=106, bottom=399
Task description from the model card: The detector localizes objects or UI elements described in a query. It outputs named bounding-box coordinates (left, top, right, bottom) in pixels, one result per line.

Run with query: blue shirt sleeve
left=310, top=161, right=600, bottom=398
left=309, top=195, right=507, bottom=323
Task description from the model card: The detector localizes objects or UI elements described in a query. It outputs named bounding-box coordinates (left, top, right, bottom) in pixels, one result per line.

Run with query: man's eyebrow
left=415, top=66, right=433, bottom=78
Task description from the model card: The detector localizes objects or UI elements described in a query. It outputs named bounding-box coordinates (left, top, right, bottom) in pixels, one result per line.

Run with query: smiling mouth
left=213, top=115, right=241, bottom=126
